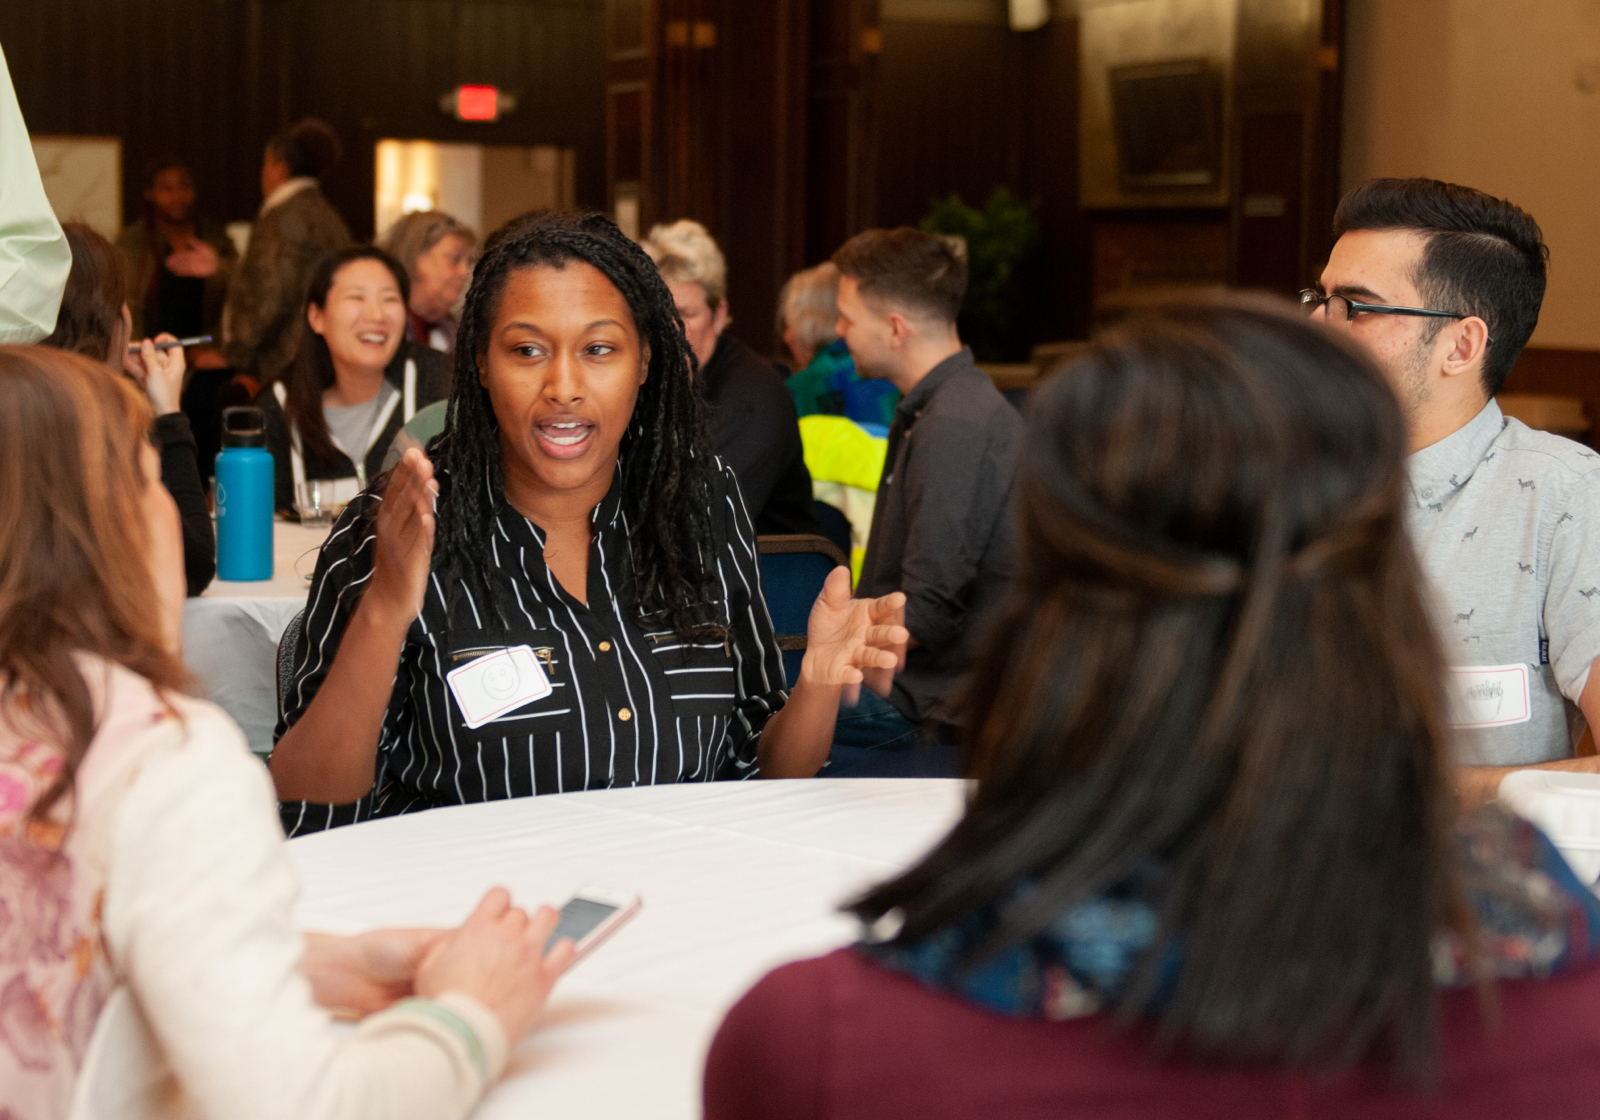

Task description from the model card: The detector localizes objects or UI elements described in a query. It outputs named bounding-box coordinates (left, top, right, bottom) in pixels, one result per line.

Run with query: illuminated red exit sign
left=438, top=85, right=517, bottom=122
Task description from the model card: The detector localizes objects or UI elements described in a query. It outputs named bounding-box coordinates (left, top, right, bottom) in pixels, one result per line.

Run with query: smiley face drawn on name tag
left=446, top=645, right=554, bottom=729
left=481, top=659, right=520, bottom=700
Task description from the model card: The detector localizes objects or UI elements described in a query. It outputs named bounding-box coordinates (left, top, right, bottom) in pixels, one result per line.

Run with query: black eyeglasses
left=1299, top=289, right=1471, bottom=326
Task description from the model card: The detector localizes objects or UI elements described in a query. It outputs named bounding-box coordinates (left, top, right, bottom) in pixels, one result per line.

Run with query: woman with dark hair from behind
left=222, top=117, right=353, bottom=388
left=41, top=221, right=215, bottom=595
left=269, top=211, right=906, bottom=835
left=705, top=300, right=1600, bottom=1118
left=116, top=155, right=235, bottom=367
left=0, top=345, right=574, bottom=1120
left=256, top=245, right=449, bottom=513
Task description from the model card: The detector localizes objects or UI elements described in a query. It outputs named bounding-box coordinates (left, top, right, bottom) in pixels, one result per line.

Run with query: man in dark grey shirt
left=829, top=228, right=1022, bottom=771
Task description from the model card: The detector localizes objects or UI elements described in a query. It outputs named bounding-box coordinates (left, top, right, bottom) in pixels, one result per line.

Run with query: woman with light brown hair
left=0, top=345, right=575, bottom=1120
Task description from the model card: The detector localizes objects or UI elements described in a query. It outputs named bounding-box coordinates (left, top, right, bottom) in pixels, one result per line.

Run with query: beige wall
left=1343, top=0, right=1600, bottom=349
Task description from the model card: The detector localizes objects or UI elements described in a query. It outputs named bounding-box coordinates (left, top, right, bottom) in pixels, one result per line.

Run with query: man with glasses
left=1308, top=177, right=1600, bottom=803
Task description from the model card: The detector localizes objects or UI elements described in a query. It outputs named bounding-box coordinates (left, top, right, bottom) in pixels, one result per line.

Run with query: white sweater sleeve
left=0, top=42, right=70, bottom=344
left=99, top=701, right=508, bottom=1120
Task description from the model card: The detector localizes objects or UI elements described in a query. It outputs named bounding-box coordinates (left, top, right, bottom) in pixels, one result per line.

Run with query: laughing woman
left=269, top=212, right=905, bottom=835
left=257, top=246, right=450, bottom=513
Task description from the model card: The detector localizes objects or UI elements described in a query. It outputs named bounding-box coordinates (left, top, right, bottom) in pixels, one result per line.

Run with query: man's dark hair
left=832, top=227, right=967, bottom=326
left=267, top=118, right=343, bottom=179
left=1333, top=177, right=1547, bottom=396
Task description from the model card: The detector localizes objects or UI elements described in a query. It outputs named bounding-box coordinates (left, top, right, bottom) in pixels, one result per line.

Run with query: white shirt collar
left=259, top=176, right=318, bottom=216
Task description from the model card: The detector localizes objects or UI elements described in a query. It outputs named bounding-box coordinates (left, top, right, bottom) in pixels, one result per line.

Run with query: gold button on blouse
left=598, top=641, right=612, bottom=652
left=618, top=707, right=632, bottom=721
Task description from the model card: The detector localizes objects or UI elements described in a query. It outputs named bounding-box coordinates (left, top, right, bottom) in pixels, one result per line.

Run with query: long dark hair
left=850, top=300, right=1471, bottom=1080
left=0, top=346, right=189, bottom=824
left=432, top=210, right=719, bottom=640
left=277, top=246, right=411, bottom=467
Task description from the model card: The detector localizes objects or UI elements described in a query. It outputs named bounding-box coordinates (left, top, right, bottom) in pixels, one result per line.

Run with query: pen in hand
left=128, top=334, right=213, bottom=352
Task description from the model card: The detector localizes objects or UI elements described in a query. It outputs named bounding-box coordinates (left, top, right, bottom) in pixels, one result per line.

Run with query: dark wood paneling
left=1022, top=19, right=1090, bottom=344
left=602, top=0, right=833, bottom=356
left=716, top=0, right=809, bottom=356
left=2, top=0, right=265, bottom=235
left=1091, top=217, right=1230, bottom=298
left=874, top=16, right=1087, bottom=349
left=655, top=0, right=719, bottom=227
left=1233, top=111, right=1304, bottom=295
left=610, top=88, right=645, bottom=184
left=1502, top=347, right=1600, bottom=449
left=1309, top=0, right=1346, bottom=277
left=1229, top=0, right=1338, bottom=292
left=805, top=0, right=878, bottom=270
left=2, top=0, right=607, bottom=241
left=874, top=22, right=1028, bottom=230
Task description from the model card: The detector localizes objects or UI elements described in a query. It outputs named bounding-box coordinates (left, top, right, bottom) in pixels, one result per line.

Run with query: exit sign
left=438, top=85, right=518, bottom=122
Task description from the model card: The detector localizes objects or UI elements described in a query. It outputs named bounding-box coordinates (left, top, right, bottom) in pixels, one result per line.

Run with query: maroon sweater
left=704, top=947, right=1600, bottom=1120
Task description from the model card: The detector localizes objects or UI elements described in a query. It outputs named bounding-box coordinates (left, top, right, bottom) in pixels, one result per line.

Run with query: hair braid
left=431, top=211, right=722, bottom=640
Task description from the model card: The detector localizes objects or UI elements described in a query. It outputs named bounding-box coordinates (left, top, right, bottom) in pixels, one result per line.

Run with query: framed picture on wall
left=1109, top=60, right=1221, bottom=191
left=30, top=135, right=122, bottom=240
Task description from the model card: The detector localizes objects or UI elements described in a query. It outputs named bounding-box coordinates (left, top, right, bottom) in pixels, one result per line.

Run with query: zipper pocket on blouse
left=450, top=645, right=557, bottom=668
left=645, top=634, right=732, bottom=656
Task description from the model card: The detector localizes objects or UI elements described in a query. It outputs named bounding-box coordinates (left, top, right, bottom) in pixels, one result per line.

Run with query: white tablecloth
left=183, top=522, right=329, bottom=755
left=288, top=779, right=968, bottom=1120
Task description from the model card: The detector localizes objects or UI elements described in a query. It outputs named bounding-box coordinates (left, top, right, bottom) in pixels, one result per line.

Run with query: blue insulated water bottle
left=214, top=407, right=275, bottom=581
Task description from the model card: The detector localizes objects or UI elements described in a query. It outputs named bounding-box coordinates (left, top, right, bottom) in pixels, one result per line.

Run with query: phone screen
left=547, top=897, right=619, bottom=949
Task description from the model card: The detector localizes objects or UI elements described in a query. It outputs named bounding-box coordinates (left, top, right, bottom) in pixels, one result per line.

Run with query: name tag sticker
left=446, top=645, right=553, bottom=729
left=1449, top=663, right=1532, bottom=729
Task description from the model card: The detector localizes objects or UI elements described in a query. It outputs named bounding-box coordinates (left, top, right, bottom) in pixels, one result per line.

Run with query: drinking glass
left=295, top=480, right=335, bottom=527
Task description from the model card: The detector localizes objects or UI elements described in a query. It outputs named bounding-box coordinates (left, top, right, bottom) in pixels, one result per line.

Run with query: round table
left=287, top=779, right=967, bottom=1119
left=182, top=521, right=329, bottom=756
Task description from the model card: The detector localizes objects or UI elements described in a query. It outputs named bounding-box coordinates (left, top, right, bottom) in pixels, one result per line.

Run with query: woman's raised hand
left=367, top=448, right=438, bottom=627
left=801, top=567, right=908, bottom=704
left=415, top=888, right=577, bottom=1043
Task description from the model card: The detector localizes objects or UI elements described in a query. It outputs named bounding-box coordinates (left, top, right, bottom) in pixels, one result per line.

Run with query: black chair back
left=757, top=534, right=849, bottom=687
left=275, top=608, right=306, bottom=719
left=812, top=499, right=853, bottom=559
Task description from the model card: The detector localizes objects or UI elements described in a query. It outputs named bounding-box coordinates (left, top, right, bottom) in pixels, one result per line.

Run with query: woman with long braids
left=269, top=211, right=906, bottom=833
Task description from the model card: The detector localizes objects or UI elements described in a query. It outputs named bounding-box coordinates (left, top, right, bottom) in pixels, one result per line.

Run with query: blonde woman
left=380, top=210, right=477, bottom=354
left=642, top=219, right=818, bottom=535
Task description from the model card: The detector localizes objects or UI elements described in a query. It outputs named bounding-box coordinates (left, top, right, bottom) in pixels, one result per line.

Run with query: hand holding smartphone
left=545, top=888, right=642, bottom=962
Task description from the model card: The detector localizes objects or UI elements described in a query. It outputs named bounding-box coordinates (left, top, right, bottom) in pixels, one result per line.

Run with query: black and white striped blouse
left=274, top=461, right=787, bottom=836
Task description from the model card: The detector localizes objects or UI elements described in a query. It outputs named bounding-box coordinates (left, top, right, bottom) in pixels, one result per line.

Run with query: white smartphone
left=545, top=888, right=642, bottom=961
